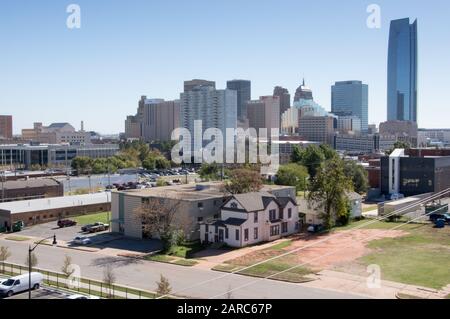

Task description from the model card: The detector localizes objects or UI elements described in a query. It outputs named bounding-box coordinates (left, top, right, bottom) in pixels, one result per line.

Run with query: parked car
left=67, top=294, right=100, bottom=300
left=0, top=273, right=44, bottom=297
left=429, top=213, right=450, bottom=223
left=57, top=219, right=77, bottom=228
left=307, top=224, right=324, bottom=233
left=73, top=236, right=92, bottom=245
left=82, top=222, right=109, bottom=233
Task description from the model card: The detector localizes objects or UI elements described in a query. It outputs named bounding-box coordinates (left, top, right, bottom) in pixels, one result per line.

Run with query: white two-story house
left=200, top=191, right=299, bottom=248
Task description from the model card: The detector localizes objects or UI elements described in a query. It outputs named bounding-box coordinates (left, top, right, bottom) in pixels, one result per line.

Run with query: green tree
left=71, top=156, right=93, bottom=175
left=386, top=141, right=411, bottom=155
left=344, top=160, right=369, bottom=194
left=292, top=145, right=326, bottom=179
left=198, top=162, right=222, bottom=181
left=224, top=168, right=263, bottom=194
left=308, top=157, right=353, bottom=229
left=275, top=163, right=309, bottom=192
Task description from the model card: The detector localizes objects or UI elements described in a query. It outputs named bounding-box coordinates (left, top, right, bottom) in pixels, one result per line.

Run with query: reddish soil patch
left=227, top=229, right=408, bottom=270
left=286, top=229, right=408, bottom=269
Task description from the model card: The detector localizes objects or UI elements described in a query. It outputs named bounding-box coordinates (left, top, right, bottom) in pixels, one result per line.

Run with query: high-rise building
left=180, top=86, right=237, bottom=154
left=331, top=81, right=368, bottom=132
left=142, top=99, right=180, bottom=142
left=336, top=116, right=362, bottom=134
left=387, top=18, right=418, bottom=122
left=294, top=79, right=313, bottom=102
left=293, top=79, right=328, bottom=117
left=184, top=79, right=216, bottom=92
left=273, top=86, right=291, bottom=118
left=125, top=96, right=180, bottom=142
left=298, top=116, right=335, bottom=145
left=226, top=80, right=251, bottom=121
left=0, top=115, right=13, bottom=139
left=246, top=96, right=280, bottom=133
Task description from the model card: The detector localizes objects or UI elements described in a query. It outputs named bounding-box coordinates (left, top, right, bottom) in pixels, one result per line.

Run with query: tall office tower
left=124, top=96, right=146, bottom=139
left=142, top=99, right=181, bottom=143
left=294, top=79, right=313, bottom=102
left=246, top=96, right=281, bottom=133
left=387, top=18, right=418, bottom=122
left=273, top=86, right=291, bottom=118
left=331, top=81, right=369, bottom=132
left=226, top=80, right=251, bottom=122
left=184, top=79, right=216, bottom=92
left=298, top=116, right=335, bottom=146
left=0, top=115, right=13, bottom=139
left=180, top=86, right=237, bottom=154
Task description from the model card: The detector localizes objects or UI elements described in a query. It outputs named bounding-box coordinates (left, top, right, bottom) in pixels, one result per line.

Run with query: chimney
left=81, top=121, right=84, bottom=132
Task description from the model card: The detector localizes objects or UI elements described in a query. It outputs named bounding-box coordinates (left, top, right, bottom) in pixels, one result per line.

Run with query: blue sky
left=1, top=0, right=449, bottom=134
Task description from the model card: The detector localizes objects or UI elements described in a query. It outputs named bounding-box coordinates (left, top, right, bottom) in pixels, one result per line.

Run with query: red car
left=57, top=219, right=77, bottom=228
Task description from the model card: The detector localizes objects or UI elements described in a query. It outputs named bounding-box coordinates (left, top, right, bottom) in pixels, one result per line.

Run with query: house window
left=230, top=202, right=238, bottom=209
left=254, top=212, right=258, bottom=223
left=282, top=222, right=288, bottom=233
left=270, top=225, right=280, bottom=236
left=198, top=202, right=204, bottom=209
left=280, top=210, right=284, bottom=220
left=288, top=208, right=292, bottom=219
left=254, top=227, right=258, bottom=240
left=269, top=209, right=277, bottom=221
left=225, top=228, right=229, bottom=239
left=213, top=214, right=219, bottom=219
left=295, top=222, right=299, bottom=230
left=197, top=217, right=203, bottom=222
left=244, top=229, right=249, bottom=242
left=235, top=229, right=239, bottom=241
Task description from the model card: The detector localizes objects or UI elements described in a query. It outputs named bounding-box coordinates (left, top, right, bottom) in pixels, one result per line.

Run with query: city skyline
left=1, top=1, right=450, bottom=134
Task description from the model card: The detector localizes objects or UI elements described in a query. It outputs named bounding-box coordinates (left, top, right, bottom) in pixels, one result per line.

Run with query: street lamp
left=28, top=234, right=57, bottom=299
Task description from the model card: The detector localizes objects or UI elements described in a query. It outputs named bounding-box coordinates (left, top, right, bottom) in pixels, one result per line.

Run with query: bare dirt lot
left=227, top=229, right=408, bottom=271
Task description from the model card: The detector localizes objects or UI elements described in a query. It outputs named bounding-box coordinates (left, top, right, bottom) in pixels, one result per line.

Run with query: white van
left=0, top=273, right=44, bottom=297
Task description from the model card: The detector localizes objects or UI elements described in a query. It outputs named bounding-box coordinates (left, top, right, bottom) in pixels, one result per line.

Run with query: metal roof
left=0, top=192, right=111, bottom=214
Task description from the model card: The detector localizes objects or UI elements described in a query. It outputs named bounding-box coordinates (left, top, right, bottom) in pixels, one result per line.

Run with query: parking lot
left=16, top=219, right=163, bottom=254
left=18, top=220, right=115, bottom=244
left=4, top=287, right=71, bottom=300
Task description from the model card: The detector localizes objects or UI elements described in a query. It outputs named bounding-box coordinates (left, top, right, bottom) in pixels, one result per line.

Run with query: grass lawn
left=145, top=254, right=176, bottom=263
left=165, top=242, right=203, bottom=259
left=173, top=259, right=198, bottom=267
left=356, top=223, right=450, bottom=290
left=72, top=212, right=110, bottom=225
left=5, top=235, right=30, bottom=242
left=269, top=240, right=293, bottom=250
left=335, top=219, right=424, bottom=231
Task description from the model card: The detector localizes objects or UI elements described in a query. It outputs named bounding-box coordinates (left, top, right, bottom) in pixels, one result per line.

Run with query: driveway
left=19, top=220, right=112, bottom=244
left=15, top=220, right=162, bottom=255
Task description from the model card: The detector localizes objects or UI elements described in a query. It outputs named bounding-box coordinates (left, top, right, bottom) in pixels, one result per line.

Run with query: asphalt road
left=0, top=238, right=365, bottom=299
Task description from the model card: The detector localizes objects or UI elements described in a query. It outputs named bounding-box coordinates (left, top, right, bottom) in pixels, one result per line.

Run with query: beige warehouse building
left=111, top=182, right=296, bottom=241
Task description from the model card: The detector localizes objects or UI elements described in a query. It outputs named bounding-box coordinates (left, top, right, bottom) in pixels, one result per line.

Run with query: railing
left=0, top=262, right=157, bottom=299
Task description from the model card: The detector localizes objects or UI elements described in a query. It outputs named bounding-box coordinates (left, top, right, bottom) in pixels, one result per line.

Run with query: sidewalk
left=302, top=270, right=447, bottom=299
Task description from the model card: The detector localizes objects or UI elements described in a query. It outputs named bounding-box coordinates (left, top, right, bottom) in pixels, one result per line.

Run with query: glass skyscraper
left=331, top=81, right=368, bottom=132
left=387, top=18, right=418, bottom=123
left=226, top=80, right=251, bottom=120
